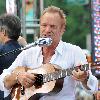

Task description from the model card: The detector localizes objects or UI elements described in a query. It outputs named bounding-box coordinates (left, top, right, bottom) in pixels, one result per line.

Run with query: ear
left=3, top=30, right=7, bottom=36
left=60, top=24, right=65, bottom=35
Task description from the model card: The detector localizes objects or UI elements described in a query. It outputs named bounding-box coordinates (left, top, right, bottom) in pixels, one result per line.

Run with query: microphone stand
left=0, top=37, right=52, bottom=57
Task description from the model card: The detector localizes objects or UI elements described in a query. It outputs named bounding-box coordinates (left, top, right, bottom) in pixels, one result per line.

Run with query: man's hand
left=72, top=68, right=90, bottom=90
left=72, top=69, right=88, bottom=82
left=17, top=72, right=36, bottom=88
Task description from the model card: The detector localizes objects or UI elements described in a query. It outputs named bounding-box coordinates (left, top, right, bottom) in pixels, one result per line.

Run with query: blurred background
left=0, top=0, right=100, bottom=99
left=0, top=0, right=91, bottom=49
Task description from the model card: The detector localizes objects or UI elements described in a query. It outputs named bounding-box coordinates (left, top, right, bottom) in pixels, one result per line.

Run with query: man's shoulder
left=22, top=45, right=41, bottom=54
left=62, top=41, right=81, bottom=50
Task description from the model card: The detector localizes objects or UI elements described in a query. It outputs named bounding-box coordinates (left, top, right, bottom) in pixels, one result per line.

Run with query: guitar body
left=11, top=64, right=64, bottom=100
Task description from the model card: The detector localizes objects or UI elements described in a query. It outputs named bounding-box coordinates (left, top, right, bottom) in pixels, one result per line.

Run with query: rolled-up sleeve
left=81, top=70, right=98, bottom=94
left=0, top=69, right=12, bottom=97
left=74, top=47, right=98, bottom=94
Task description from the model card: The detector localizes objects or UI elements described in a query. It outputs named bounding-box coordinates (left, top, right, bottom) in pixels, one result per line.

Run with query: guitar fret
left=51, top=73, right=55, bottom=80
left=51, top=73, right=57, bottom=81
left=47, top=73, right=51, bottom=82
left=51, top=72, right=58, bottom=80
left=66, top=68, right=72, bottom=76
left=43, top=75, right=45, bottom=83
left=43, top=74, right=49, bottom=82
left=84, top=64, right=89, bottom=71
left=52, top=71, right=60, bottom=80
left=58, top=70, right=61, bottom=78
left=61, top=69, right=66, bottom=78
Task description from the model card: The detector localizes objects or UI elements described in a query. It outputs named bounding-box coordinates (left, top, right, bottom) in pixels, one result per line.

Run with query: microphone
left=35, top=37, right=52, bottom=46
left=0, top=38, right=52, bottom=57
left=21, top=37, right=52, bottom=50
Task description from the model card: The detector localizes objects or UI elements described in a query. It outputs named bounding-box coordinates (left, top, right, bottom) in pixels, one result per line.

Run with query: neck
left=42, top=46, right=55, bottom=64
left=42, top=41, right=59, bottom=62
left=43, top=41, right=59, bottom=55
left=42, top=46, right=55, bottom=57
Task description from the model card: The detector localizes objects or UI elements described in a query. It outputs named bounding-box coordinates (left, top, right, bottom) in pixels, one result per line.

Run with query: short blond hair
left=41, top=6, right=66, bottom=26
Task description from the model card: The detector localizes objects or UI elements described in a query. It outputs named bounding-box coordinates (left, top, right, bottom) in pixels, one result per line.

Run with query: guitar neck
left=43, top=64, right=89, bottom=83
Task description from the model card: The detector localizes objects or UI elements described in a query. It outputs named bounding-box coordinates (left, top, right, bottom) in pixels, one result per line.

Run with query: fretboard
left=43, top=64, right=89, bottom=83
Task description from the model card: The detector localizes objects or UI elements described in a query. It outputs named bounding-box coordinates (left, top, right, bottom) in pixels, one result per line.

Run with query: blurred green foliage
left=0, top=0, right=91, bottom=49
left=0, top=0, right=6, bottom=14
left=44, top=0, right=91, bottom=49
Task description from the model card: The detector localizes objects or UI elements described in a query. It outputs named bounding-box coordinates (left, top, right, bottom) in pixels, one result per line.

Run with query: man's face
left=40, top=12, right=64, bottom=44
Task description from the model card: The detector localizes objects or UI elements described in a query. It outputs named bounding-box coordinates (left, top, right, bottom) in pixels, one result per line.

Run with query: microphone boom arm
left=0, top=38, right=52, bottom=57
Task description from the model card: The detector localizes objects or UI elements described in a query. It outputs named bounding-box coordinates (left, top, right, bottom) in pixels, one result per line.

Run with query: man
left=0, top=6, right=98, bottom=100
left=0, top=14, right=22, bottom=99
left=0, top=14, right=22, bottom=74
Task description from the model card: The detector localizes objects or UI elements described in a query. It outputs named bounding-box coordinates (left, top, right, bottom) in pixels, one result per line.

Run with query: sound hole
left=34, top=74, right=43, bottom=88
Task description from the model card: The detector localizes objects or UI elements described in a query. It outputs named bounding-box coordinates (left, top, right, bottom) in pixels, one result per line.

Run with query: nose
left=42, top=26, right=52, bottom=37
left=45, top=25, right=51, bottom=33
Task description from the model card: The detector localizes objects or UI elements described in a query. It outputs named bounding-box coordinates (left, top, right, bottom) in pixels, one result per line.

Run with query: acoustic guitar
left=11, top=63, right=89, bottom=100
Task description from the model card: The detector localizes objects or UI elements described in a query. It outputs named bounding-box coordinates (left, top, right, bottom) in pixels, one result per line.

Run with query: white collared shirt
left=0, top=40, right=98, bottom=100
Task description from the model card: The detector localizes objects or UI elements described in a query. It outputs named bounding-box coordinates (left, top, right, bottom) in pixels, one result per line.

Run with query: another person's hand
left=18, top=36, right=27, bottom=47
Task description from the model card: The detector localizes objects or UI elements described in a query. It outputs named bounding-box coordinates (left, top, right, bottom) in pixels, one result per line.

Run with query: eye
left=41, top=24, right=47, bottom=28
left=51, top=25, right=57, bottom=29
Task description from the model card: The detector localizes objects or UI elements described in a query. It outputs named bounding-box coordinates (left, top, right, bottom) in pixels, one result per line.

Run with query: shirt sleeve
left=0, top=69, right=12, bottom=97
left=80, top=70, right=98, bottom=94
left=73, top=46, right=98, bottom=94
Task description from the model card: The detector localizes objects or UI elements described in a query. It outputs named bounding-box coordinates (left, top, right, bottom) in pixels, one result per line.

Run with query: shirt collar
left=39, top=40, right=63, bottom=55
left=55, top=40, right=63, bottom=55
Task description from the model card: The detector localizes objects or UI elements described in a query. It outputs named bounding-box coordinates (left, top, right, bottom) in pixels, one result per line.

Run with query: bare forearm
left=4, top=67, right=26, bottom=89
left=4, top=73, right=17, bottom=89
